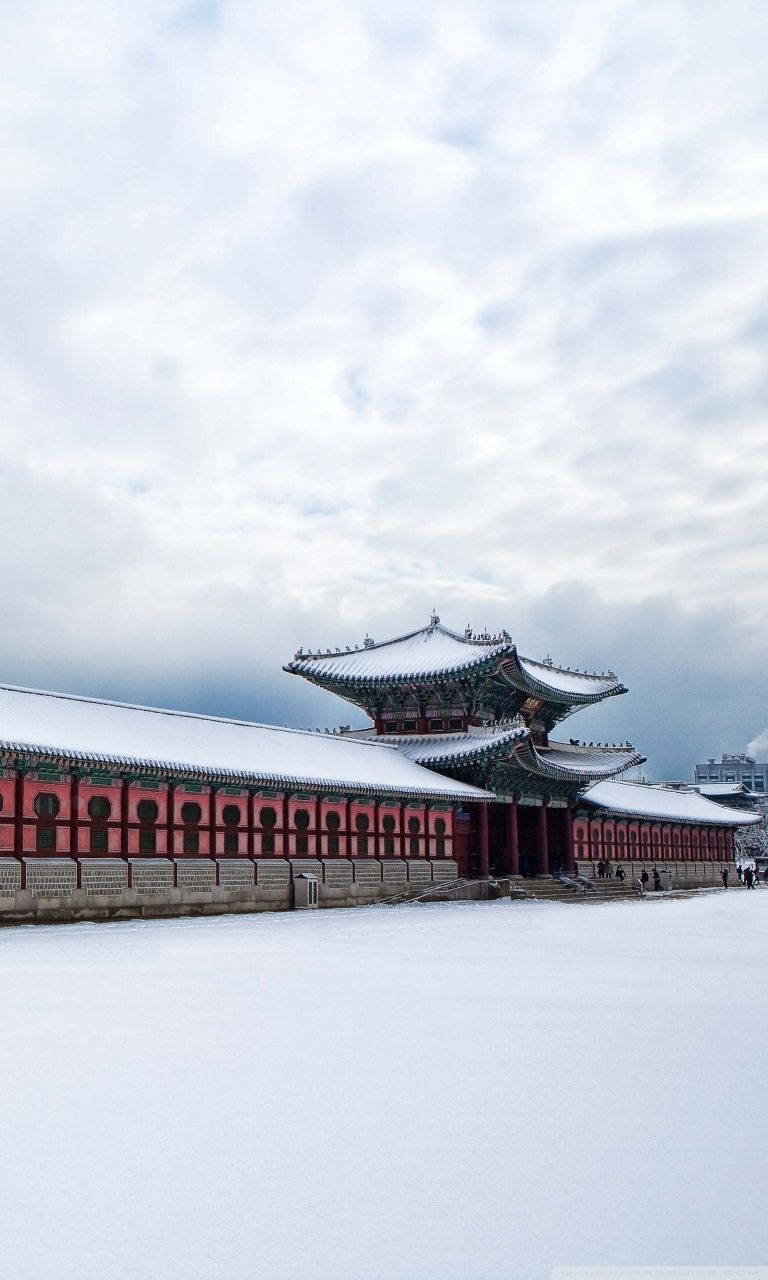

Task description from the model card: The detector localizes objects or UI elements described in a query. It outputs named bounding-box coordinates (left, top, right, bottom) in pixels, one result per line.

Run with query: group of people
left=727, top=863, right=763, bottom=889
left=596, top=859, right=627, bottom=882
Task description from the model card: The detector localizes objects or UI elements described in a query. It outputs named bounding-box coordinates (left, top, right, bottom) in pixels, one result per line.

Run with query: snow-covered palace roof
left=582, top=780, right=760, bottom=826
left=286, top=619, right=624, bottom=700
left=0, top=684, right=490, bottom=802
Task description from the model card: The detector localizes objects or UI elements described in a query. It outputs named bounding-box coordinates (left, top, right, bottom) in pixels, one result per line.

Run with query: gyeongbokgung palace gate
left=0, top=615, right=758, bottom=921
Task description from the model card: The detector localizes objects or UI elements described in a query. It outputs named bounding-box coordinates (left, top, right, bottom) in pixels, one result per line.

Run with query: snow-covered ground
left=1, top=894, right=766, bottom=1280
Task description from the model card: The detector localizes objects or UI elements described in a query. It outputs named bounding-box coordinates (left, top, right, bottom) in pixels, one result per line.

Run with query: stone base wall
left=575, top=859, right=728, bottom=889
left=0, top=857, right=459, bottom=924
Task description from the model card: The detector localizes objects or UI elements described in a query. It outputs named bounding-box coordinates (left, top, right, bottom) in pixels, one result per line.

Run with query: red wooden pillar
left=70, top=773, right=80, bottom=868
left=166, top=782, right=175, bottom=859
left=346, top=797, right=353, bottom=860
left=282, top=793, right=290, bottom=858
left=478, top=803, right=490, bottom=878
left=535, top=803, right=549, bottom=876
left=564, top=806, right=575, bottom=873
left=208, top=785, right=217, bottom=861
left=247, top=790, right=255, bottom=858
left=506, top=801, right=519, bottom=876
left=315, top=794, right=322, bottom=859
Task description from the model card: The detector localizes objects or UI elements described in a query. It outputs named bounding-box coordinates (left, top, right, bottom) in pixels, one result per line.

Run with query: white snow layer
left=0, top=683, right=488, bottom=799
left=516, top=653, right=620, bottom=695
left=288, top=623, right=508, bottom=680
left=1, top=895, right=766, bottom=1280
left=584, top=778, right=760, bottom=825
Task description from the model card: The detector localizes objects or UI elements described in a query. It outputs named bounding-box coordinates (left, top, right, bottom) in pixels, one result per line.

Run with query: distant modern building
left=694, top=754, right=768, bottom=794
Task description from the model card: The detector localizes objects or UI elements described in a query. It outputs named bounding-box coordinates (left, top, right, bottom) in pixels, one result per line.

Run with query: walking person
left=721, top=866, right=729, bottom=889
left=640, top=868, right=650, bottom=893
left=745, top=865, right=754, bottom=890
left=653, top=866, right=661, bottom=892
left=615, top=863, right=626, bottom=882
left=597, top=859, right=605, bottom=879
left=737, top=864, right=744, bottom=884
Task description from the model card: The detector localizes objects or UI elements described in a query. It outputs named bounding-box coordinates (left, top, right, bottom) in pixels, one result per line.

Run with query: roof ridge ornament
left=429, top=611, right=440, bottom=628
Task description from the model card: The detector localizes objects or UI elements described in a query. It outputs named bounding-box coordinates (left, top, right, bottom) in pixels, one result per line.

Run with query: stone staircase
left=509, top=876, right=642, bottom=904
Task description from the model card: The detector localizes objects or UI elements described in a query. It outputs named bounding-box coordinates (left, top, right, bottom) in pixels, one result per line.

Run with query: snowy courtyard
left=1, top=893, right=766, bottom=1280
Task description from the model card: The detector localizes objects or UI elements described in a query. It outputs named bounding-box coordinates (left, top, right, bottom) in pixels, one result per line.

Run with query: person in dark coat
left=737, top=864, right=744, bottom=884
left=640, top=868, right=650, bottom=892
left=721, top=866, right=729, bottom=888
left=653, top=866, right=661, bottom=892
left=615, top=863, right=626, bottom=882
left=745, top=866, right=754, bottom=889
left=597, top=859, right=605, bottom=879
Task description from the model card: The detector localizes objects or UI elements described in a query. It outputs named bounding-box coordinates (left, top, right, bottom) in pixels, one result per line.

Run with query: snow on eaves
left=285, top=623, right=510, bottom=683
left=582, top=779, right=760, bottom=826
left=0, top=684, right=490, bottom=802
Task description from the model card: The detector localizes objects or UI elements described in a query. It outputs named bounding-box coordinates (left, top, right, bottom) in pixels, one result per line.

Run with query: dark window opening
left=383, top=722, right=399, bottom=733
left=408, top=816, right=420, bottom=834
left=409, top=838, right=419, bottom=856
left=357, top=835, right=368, bottom=855
left=183, top=831, right=200, bottom=854
left=224, top=831, right=238, bottom=854
left=139, top=829, right=156, bottom=854
left=260, top=806, right=277, bottom=829
left=402, top=721, right=417, bottom=733
left=262, top=832, right=275, bottom=854
left=355, top=813, right=369, bottom=831
left=137, top=799, right=158, bottom=823
left=296, top=835, right=308, bottom=854
left=436, top=837, right=445, bottom=857
left=88, top=795, right=111, bottom=820
left=294, top=809, right=310, bottom=830
left=384, top=836, right=395, bottom=855
left=434, top=818, right=446, bottom=835
left=181, top=802, right=201, bottom=824
left=382, top=815, right=396, bottom=833
left=429, top=719, right=444, bottom=731
left=327, top=834, right=339, bottom=855
left=36, top=826, right=55, bottom=851
left=449, top=718, right=464, bottom=731
left=34, top=793, right=60, bottom=819
left=91, top=828, right=108, bottom=852
left=326, top=812, right=341, bottom=831
left=222, top=804, right=241, bottom=826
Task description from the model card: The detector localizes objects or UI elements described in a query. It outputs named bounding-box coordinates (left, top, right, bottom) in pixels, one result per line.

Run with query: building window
left=355, top=813, right=369, bottom=831
left=434, top=816, right=446, bottom=857
left=90, top=828, right=108, bottom=852
left=402, top=721, right=417, bottom=733
left=449, top=718, right=464, bottom=731
left=296, top=835, right=309, bottom=854
left=181, top=802, right=201, bottom=824
left=223, top=804, right=241, bottom=826
left=357, top=835, right=368, bottom=855
left=88, top=795, right=111, bottom=820
left=294, top=809, right=310, bottom=829
left=224, top=831, right=238, bottom=854
left=408, top=815, right=420, bottom=856
left=139, top=829, right=156, bottom=853
left=183, top=831, right=199, bottom=854
left=326, top=812, right=341, bottom=831
left=262, top=833, right=275, bottom=854
left=382, top=814, right=396, bottom=855
left=137, top=799, right=158, bottom=823
left=36, top=826, right=55, bottom=851
left=328, top=835, right=339, bottom=855
left=34, top=792, right=60, bottom=819
left=383, top=722, right=399, bottom=733
left=260, top=806, right=277, bottom=828
left=429, top=719, right=444, bottom=731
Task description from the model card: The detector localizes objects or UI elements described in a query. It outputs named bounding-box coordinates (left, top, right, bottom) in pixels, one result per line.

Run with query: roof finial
left=363, top=633, right=374, bottom=649
left=429, top=610, right=440, bottom=628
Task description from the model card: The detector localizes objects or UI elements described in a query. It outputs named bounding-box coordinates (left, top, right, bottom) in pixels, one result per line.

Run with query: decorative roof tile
left=581, top=779, right=760, bottom=826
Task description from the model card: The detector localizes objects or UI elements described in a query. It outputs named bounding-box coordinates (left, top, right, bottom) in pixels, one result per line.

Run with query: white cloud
left=0, top=0, right=766, bottom=769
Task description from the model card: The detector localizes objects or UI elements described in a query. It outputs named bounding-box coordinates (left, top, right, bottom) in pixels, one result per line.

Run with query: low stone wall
left=575, top=859, right=728, bottom=889
left=0, top=857, right=459, bottom=924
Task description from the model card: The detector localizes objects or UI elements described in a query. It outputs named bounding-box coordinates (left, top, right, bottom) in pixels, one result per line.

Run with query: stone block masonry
left=0, top=857, right=459, bottom=924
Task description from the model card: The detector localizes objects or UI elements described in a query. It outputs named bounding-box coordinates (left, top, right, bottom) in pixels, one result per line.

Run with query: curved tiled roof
left=0, top=683, right=490, bottom=802
left=514, top=739, right=645, bottom=781
left=501, top=653, right=625, bottom=704
left=581, top=780, right=760, bottom=826
left=388, top=723, right=528, bottom=768
left=285, top=623, right=512, bottom=684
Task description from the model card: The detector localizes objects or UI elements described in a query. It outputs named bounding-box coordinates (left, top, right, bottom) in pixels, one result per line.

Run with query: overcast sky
left=1, top=0, right=767, bottom=778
